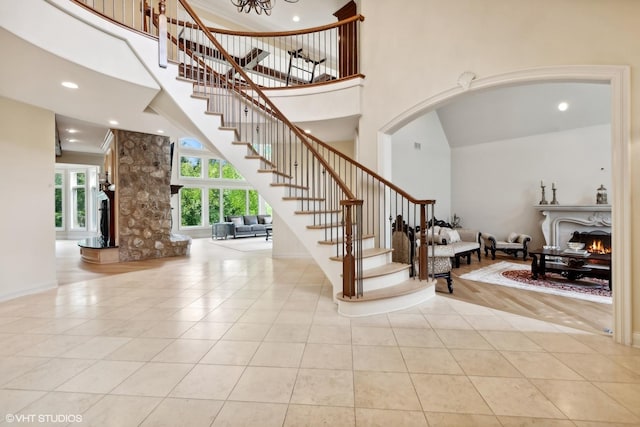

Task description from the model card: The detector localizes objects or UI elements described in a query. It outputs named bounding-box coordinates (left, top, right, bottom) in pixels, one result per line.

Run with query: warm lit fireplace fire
left=588, top=239, right=612, bottom=254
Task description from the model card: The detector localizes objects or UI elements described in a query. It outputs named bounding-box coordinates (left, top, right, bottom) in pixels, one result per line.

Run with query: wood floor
left=55, top=240, right=612, bottom=335
left=436, top=254, right=613, bottom=335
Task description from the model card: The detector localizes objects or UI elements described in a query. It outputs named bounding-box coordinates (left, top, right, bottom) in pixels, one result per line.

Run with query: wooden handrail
left=206, top=14, right=365, bottom=38
left=177, top=0, right=357, bottom=202
left=300, top=128, right=435, bottom=206
left=160, top=13, right=365, bottom=89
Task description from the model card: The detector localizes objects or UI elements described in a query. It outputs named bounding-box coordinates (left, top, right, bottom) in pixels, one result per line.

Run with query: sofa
left=225, top=214, right=272, bottom=238
left=427, top=226, right=482, bottom=268
left=482, top=232, right=531, bottom=260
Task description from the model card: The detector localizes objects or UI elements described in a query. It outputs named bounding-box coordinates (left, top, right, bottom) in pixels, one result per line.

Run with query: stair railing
left=71, top=0, right=438, bottom=296
left=74, top=0, right=363, bottom=88
left=165, top=0, right=437, bottom=289
left=200, top=16, right=364, bottom=88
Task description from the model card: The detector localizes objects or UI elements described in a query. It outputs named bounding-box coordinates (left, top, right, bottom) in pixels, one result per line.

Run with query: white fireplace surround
left=536, top=205, right=612, bottom=249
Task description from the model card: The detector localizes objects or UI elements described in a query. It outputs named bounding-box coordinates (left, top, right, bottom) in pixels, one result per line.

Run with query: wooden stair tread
left=360, top=262, right=410, bottom=279
left=307, top=222, right=345, bottom=230
left=271, top=183, right=308, bottom=190
left=283, top=196, right=325, bottom=201
left=258, top=169, right=292, bottom=179
left=245, top=155, right=277, bottom=168
left=295, top=209, right=341, bottom=215
left=318, top=234, right=374, bottom=245
left=330, top=247, right=392, bottom=261
left=336, top=279, right=433, bottom=302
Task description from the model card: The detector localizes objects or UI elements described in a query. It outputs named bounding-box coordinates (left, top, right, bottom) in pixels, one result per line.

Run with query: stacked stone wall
left=115, top=130, right=189, bottom=261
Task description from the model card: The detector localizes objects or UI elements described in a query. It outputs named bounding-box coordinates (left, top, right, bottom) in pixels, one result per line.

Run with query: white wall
left=452, top=124, right=611, bottom=248
left=272, top=212, right=310, bottom=258
left=391, top=111, right=451, bottom=220
left=0, top=97, right=57, bottom=300
left=359, top=0, right=640, bottom=340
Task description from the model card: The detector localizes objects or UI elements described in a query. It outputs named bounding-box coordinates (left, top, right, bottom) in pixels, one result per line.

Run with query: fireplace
left=570, top=230, right=611, bottom=254
left=536, top=205, right=611, bottom=249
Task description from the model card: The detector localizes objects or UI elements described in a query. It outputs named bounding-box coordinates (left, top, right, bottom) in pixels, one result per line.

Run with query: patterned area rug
left=460, top=261, right=612, bottom=304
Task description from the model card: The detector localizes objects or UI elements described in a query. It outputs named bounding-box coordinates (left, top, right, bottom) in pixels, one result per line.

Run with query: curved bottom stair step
left=329, top=247, right=392, bottom=262
left=336, top=278, right=436, bottom=317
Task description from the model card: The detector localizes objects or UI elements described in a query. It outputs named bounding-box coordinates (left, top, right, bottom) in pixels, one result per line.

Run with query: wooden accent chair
left=482, top=232, right=532, bottom=260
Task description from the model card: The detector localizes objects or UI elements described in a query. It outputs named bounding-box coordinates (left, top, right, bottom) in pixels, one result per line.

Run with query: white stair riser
left=360, top=252, right=393, bottom=270
left=300, top=211, right=341, bottom=225
left=337, top=283, right=436, bottom=317
left=362, top=268, right=411, bottom=292
left=279, top=187, right=309, bottom=198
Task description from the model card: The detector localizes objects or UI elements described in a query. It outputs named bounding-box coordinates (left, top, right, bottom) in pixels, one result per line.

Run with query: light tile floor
left=0, top=238, right=639, bottom=426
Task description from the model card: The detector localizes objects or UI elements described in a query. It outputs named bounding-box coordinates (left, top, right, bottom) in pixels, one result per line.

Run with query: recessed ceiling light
left=292, top=15, right=300, bottom=22
left=157, top=129, right=164, bottom=134
left=67, top=128, right=78, bottom=133
left=558, top=101, right=569, bottom=111
left=304, top=129, right=311, bottom=134
left=61, top=81, right=78, bottom=89
left=109, top=120, right=119, bottom=125
left=68, top=139, right=77, bottom=143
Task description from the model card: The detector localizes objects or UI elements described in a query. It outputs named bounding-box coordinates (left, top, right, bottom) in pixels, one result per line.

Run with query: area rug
left=459, top=261, right=612, bottom=304
left=209, top=237, right=272, bottom=252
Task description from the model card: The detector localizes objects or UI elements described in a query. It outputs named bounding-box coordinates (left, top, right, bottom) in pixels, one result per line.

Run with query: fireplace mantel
left=535, top=205, right=612, bottom=247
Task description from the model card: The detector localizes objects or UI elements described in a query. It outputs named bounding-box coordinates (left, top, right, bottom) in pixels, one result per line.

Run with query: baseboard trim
left=633, top=332, right=640, bottom=348
left=0, top=281, right=58, bottom=303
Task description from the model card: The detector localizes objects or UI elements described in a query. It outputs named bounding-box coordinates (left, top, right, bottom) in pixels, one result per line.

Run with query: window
left=221, top=161, right=243, bottom=180
left=180, top=156, right=202, bottom=178
left=248, top=190, right=259, bottom=214
left=55, top=172, right=64, bottom=229
left=70, top=171, right=86, bottom=229
left=208, top=188, right=220, bottom=224
left=223, top=189, right=247, bottom=217
left=180, top=187, right=203, bottom=226
left=175, top=138, right=270, bottom=230
left=208, top=159, right=221, bottom=178
left=180, top=138, right=204, bottom=149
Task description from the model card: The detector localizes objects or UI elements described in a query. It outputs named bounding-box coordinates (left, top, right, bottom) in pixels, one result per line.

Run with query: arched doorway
left=378, top=65, right=631, bottom=345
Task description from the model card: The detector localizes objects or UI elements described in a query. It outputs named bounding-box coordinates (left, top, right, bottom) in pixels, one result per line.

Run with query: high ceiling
left=437, top=82, right=611, bottom=147
left=190, top=0, right=349, bottom=32
left=1, top=1, right=612, bottom=158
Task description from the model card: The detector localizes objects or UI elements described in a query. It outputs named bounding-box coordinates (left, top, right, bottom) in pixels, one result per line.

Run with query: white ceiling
left=190, top=0, right=349, bottom=32
left=436, top=82, right=611, bottom=147
left=1, top=2, right=612, bottom=158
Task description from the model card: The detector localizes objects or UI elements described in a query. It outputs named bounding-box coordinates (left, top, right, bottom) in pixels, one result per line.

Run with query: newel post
left=341, top=199, right=361, bottom=298
left=419, top=203, right=428, bottom=280
left=158, top=0, right=168, bottom=68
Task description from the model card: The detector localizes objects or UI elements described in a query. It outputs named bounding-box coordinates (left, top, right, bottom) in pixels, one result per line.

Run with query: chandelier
left=230, top=0, right=298, bottom=16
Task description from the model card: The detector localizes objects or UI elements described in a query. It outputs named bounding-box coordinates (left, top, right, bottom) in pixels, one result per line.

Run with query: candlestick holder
left=550, top=188, right=559, bottom=205
left=539, top=185, right=548, bottom=205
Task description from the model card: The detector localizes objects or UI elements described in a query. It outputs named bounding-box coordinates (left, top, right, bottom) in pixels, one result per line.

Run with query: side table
left=212, top=222, right=234, bottom=240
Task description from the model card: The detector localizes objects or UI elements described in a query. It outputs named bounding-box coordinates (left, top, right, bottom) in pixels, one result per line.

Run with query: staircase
left=73, top=0, right=439, bottom=315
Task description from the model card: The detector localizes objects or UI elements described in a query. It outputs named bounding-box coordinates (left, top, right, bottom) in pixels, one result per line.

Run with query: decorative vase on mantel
left=596, top=184, right=608, bottom=205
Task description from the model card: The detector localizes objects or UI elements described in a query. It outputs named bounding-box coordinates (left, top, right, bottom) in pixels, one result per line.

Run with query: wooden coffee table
left=529, top=247, right=611, bottom=290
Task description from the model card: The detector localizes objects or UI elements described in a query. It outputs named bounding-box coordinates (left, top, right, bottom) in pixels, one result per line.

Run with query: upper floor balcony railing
left=75, top=0, right=364, bottom=89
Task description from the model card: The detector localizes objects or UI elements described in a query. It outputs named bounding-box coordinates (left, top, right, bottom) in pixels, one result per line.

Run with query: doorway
left=379, top=65, right=631, bottom=345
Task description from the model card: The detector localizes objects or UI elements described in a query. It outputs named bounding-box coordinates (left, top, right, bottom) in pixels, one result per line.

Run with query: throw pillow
left=263, top=216, right=272, bottom=224
left=440, top=228, right=460, bottom=243
left=507, top=232, right=519, bottom=243
left=243, top=215, right=258, bottom=225
left=448, top=229, right=461, bottom=243
left=230, top=216, right=243, bottom=226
